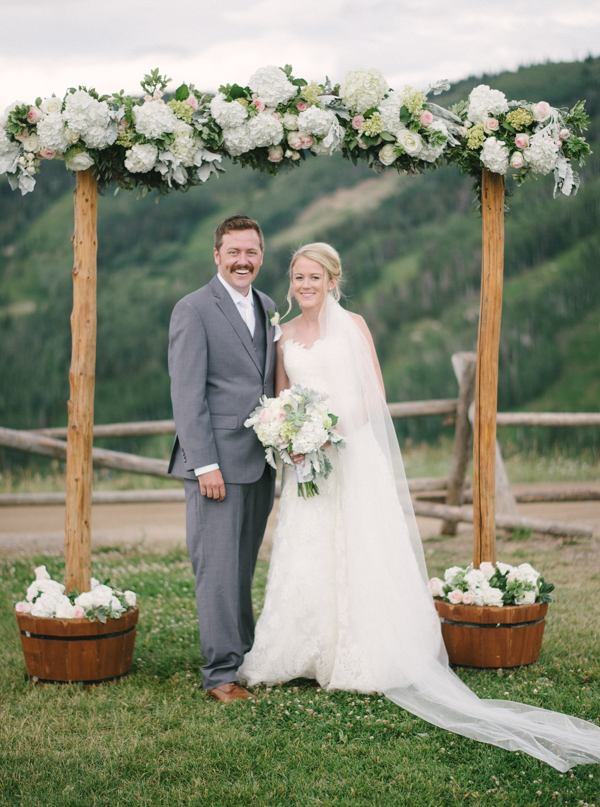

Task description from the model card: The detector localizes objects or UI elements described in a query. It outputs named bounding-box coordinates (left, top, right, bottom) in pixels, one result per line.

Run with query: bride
left=238, top=242, right=600, bottom=772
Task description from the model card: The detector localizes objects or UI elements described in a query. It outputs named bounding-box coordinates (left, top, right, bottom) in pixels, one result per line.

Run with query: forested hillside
left=1, top=57, right=598, bottom=455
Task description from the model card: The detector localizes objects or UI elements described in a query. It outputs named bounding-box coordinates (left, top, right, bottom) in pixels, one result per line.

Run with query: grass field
left=1, top=526, right=599, bottom=806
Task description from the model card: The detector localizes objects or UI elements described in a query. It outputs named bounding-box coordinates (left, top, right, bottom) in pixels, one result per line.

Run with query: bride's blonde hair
left=285, top=242, right=343, bottom=316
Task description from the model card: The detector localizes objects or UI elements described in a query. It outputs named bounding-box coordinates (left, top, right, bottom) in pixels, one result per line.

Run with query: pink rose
left=428, top=577, right=444, bottom=598
left=300, top=135, right=313, bottom=148
left=296, top=101, right=308, bottom=111
left=484, top=118, right=499, bottom=133
left=15, top=131, right=28, bottom=142
left=420, top=110, right=434, bottom=127
left=532, top=101, right=551, bottom=122
left=15, top=601, right=32, bottom=613
left=448, top=589, right=463, bottom=605
left=259, top=409, right=273, bottom=423
left=27, top=107, right=43, bottom=124
left=186, top=94, right=198, bottom=111
left=144, top=94, right=152, bottom=103
left=73, top=606, right=85, bottom=618
left=352, top=115, right=365, bottom=131
left=287, top=132, right=303, bottom=150
left=559, top=128, right=570, bottom=140
left=252, top=98, right=266, bottom=113
left=480, top=561, right=495, bottom=580
left=357, top=137, right=368, bottom=150
left=510, top=152, right=524, bottom=169
left=268, top=146, right=284, bottom=163
left=515, top=133, right=530, bottom=149
left=277, top=411, right=286, bottom=421
left=462, top=592, right=476, bottom=605
left=38, top=148, right=56, bottom=160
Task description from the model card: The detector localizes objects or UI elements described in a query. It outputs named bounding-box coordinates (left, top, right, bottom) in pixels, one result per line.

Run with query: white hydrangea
left=90, top=584, right=115, bottom=607
left=124, top=143, right=158, bottom=173
left=247, top=112, right=284, bottom=148
left=248, top=65, right=297, bottom=107
left=291, top=413, right=329, bottom=455
left=467, top=85, right=509, bottom=124
left=480, top=136, right=509, bottom=174
left=223, top=123, right=255, bottom=157
left=170, top=121, right=199, bottom=166
left=133, top=99, right=177, bottom=139
left=64, top=90, right=112, bottom=137
left=82, top=120, right=117, bottom=150
left=74, top=590, right=95, bottom=610
left=55, top=596, right=77, bottom=619
left=124, top=590, right=137, bottom=607
left=378, top=91, right=403, bottom=133
left=37, top=112, right=70, bottom=153
left=444, top=565, right=465, bottom=583
left=210, top=93, right=248, bottom=128
left=340, top=68, right=388, bottom=114
left=464, top=568, right=486, bottom=589
left=523, top=136, right=559, bottom=175
left=419, top=120, right=448, bottom=163
left=31, top=592, right=60, bottom=618
left=26, top=577, right=65, bottom=603
left=297, top=106, right=337, bottom=137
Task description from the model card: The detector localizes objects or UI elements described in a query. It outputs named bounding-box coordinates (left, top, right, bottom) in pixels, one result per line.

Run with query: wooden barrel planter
left=15, top=606, right=139, bottom=684
left=434, top=599, right=548, bottom=668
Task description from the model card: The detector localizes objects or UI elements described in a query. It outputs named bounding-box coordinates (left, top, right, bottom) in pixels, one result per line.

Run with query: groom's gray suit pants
left=184, top=467, right=275, bottom=690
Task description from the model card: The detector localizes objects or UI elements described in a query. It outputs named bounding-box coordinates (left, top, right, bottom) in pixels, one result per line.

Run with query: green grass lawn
left=1, top=534, right=599, bottom=806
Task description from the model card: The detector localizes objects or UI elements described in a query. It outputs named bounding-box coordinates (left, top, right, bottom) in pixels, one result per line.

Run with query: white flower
left=91, top=578, right=100, bottom=589
left=74, top=591, right=95, bottom=610
left=467, top=85, right=509, bottom=124
left=82, top=120, right=117, bottom=150
left=31, top=592, right=60, bottom=618
left=397, top=128, right=423, bottom=157
left=297, top=106, right=336, bottom=137
left=378, top=143, right=397, bottom=166
left=40, top=96, right=62, bottom=115
left=496, top=562, right=514, bottom=575
left=124, top=143, right=158, bottom=173
left=37, top=112, right=70, bottom=153
left=55, top=596, right=77, bottom=619
left=247, top=112, right=284, bottom=148
left=428, top=577, right=445, bottom=597
left=340, top=68, right=388, bottom=114
left=523, top=136, right=559, bottom=175
left=21, top=134, right=40, bottom=153
left=110, top=596, right=125, bottom=616
left=479, top=561, right=495, bottom=580
left=444, top=565, right=465, bottom=584
left=480, top=137, right=509, bottom=175
left=0, top=128, right=21, bottom=174
left=91, top=584, right=114, bottom=607
left=483, top=586, right=504, bottom=607
left=26, top=577, right=65, bottom=603
left=377, top=92, right=403, bottom=134
left=248, top=65, right=297, bottom=107
left=34, top=565, right=51, bottom=580
left=222, top=123, right=255, bottom=156
left=464, top=568, right=486, bottom=589
left=69, top=152, right=95, bottom=171
left=64, top=90, right=111, bottom=137
left=133, top=99, right=177, bottom=139
left=515, top=589, right=537, bottom=606
left=170, top=121, right=199, bottom=166
left=281, top=111, right=299, bottom=130
left=124, top=590, right=137, bottom=607
left=419, top=120, right=448, bottom=163
left=447, top=589, right=463, bottom=605
left=210, top=93, right=249, bottom=128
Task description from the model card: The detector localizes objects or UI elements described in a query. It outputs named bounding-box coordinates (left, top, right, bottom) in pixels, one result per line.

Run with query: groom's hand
left=198, top=469, right=226, bottom=501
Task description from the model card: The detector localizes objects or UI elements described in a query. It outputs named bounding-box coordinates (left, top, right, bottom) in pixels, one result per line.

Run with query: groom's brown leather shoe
left=207, top=682, right=257, bottom=703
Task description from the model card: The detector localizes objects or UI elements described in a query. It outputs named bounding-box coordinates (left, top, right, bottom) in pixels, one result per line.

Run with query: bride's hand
left=289, top=451, right=305, bottom=465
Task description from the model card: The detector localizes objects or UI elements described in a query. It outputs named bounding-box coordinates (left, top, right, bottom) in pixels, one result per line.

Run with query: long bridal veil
left=318, top=294, right=600, bottom=772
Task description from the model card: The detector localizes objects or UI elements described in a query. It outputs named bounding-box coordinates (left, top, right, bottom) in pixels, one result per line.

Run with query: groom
left=168, top=215, right=278, bottom=703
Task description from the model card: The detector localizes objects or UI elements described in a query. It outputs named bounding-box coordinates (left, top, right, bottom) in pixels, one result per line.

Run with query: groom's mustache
left=231, top=264, right=254, bottom=272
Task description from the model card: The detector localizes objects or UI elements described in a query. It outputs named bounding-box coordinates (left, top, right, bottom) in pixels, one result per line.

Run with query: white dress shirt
left=194, top=273, right=280, bottom=478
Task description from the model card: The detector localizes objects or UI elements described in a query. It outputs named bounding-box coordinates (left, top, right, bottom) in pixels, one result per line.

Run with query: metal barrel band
left=28, top=671, right=131, bottom=685
left=20, top=625, right=136, bottom=641
left=439, top=617, right=546, bottom=629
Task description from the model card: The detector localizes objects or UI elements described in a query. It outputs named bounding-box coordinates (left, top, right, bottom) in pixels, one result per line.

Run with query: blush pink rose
left=186, top=94, right=198, bottom=111
left=259, top=409, right=273, bottom=423
left=507, top=572, right=517, bottom=583
left=300, top=135, right=313, bottom=148
left=296, top=101, right=308, bottom=111
left=144, top=94, right=153, bottom=102
left=15, top=131, right=28, bottom=142
left=268, top=145, right=284, bottom=163
left=252, top=98, right=266, bottom=113
left=38, top=148, right=56, bottom=160
left=357, top=137, right=368, bottom=150
left=15, top=601, right=32, bottom=613
left=420, top=110, right=434, bottom=127
left=559, top=128, right=570, bottom=140
left=448, top=589, right=463, bottom=605
left=287, top=132, right=303, bottom=150
left=532, top=101, right=551, bottom=122
left=484, top=118, right=499, bottom=133
left=510, top=152, right=524, bottom=169
left=515, top=133, right=530, bottom=149
left=27, top=107, right=43, bottom=124
left=73, top=606, right=85, bottom=618
left=479, top=561, right=495, bottom=580
left=352, top=115, right=365, bottom=131
left=462, top=592, right=476, bottom=605
left=428, top=577, right=444, bottom=598
left=276, top=411, right=286, bottom=421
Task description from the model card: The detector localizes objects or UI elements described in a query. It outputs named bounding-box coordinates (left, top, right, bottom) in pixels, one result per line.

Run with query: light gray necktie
left=237, top=297, right=255, bottom=337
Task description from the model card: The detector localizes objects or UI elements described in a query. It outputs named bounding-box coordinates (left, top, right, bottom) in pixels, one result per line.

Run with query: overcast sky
left=1, top=0, right=599, bottom=110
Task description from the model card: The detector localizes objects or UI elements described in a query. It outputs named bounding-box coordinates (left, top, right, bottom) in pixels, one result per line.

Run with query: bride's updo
left=286, top=242, right=343, bottom=314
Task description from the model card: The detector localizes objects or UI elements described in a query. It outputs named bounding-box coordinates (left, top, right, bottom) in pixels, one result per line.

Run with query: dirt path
left=1, top=482, right=598, bottom=560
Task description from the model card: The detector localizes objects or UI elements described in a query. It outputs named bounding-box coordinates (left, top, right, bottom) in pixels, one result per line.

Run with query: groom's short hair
left=214, top=215, right=264, bottom=252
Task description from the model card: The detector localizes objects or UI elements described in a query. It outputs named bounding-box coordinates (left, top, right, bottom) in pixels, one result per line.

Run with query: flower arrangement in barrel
left=429, top=561, right=555, bottom=608
left=0, top=64, right=591, bottom=199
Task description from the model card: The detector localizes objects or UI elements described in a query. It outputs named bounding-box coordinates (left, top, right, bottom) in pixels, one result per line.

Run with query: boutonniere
left=266, top=309, right=280, bottom=327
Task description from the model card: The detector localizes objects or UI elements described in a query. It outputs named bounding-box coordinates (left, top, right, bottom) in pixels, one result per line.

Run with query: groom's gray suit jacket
left=168, top=274, right=277, bottom=482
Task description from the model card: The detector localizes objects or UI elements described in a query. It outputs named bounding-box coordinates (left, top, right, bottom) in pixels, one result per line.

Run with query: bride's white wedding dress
left=238, top=296, right=600, bottom=772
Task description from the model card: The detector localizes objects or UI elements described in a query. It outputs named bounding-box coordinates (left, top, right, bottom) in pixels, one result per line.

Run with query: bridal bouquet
left=15, top=565, right=137, bottom=623
left=429, top=561, right=555, bottom=607
left=245, top=385, right=345, bottom=498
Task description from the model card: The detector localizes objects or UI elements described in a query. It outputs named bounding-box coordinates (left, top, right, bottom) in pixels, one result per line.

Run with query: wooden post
left=441, top=352, right=477, bottom=535
left=472, top=169, right=505, bottom=568
left=65, top=169, right=98, bottom=594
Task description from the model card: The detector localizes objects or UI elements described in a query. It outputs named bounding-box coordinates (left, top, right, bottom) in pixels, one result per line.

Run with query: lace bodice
left=281, top=339, right=333, bottom=396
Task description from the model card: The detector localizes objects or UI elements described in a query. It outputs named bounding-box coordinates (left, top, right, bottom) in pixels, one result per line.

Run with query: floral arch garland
left=0, top=65, right=591, bottom=200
